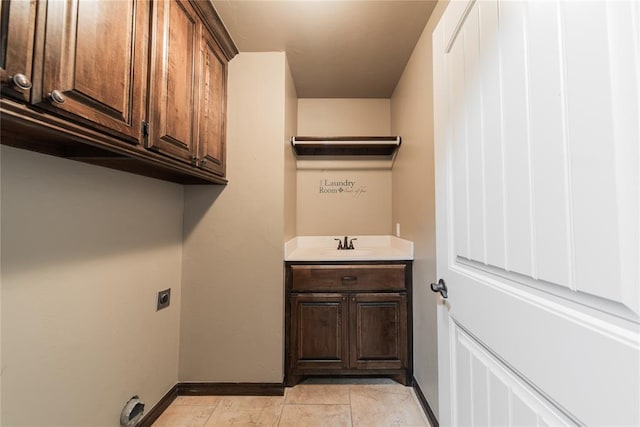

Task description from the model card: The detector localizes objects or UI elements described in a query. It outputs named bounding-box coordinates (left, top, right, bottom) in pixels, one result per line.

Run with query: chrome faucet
left=335, top=236, right=357, bottom=250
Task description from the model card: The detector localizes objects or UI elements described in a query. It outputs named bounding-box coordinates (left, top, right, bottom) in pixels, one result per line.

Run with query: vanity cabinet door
left=34, top=0, right=149, bottom=143
left=0, top=0, right=37, bottom=103
left=349, top=293, right=407, bottom=370
left=290, top=293, right=349, bottom=371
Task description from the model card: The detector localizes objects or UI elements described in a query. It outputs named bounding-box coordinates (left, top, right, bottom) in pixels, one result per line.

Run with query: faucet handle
left=334, top=238, right=344, bottom=250
left=348, top=238, right=357, bottom=250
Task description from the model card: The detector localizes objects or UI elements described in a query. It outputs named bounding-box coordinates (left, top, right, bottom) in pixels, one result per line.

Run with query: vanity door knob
left=430, top=279, right=448, bottom=299
left=10, top=73, right=32, bottom=90
left=48, top=90, right=65, bottom=104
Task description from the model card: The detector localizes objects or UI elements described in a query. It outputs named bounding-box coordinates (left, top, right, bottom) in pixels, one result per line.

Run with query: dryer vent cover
left=120, top=395, right=145, bottom=426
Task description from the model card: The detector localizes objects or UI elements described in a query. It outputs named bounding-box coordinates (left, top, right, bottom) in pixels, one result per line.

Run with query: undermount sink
left=284, top=235, right=414, bottom=261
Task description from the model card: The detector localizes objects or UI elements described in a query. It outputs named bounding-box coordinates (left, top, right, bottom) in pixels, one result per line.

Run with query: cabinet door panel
left=148, top=0, right=198, bottom=162
left=290, top=294, right=349, bottom=370
left=197, top=30, right=226, bottom=175
left=37, top=0, right=148, bottom=143
left=0, top=0, right=37, bottom=102
left=350, top=293, right=407, bottom=370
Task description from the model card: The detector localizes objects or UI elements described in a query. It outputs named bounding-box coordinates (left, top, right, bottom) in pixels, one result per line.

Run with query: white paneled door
left=433, top=1, right=639, bottom=425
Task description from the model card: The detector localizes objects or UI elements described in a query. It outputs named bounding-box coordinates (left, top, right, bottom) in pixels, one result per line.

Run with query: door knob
left=430, top=279, right=448, bottom=299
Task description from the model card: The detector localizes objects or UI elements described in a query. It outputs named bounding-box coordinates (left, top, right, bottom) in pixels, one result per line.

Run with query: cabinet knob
left=48, top=90, right=65, bottom=105
left=200, top=158, right=207, bottom=166
left=430, top=279, right=448, bottom=299
left=191, top=156, right=198, bottom=166
left=352, top=297, right=355, bottom=301
left=9, top=73, right=32, bottom=91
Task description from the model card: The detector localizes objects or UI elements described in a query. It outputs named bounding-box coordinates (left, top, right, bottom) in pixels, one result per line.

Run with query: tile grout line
left=276, top=395, right=286, bottom=427
left=199, top=399, right=221, bottom=427
left=349, top=384, right=354, bottom=427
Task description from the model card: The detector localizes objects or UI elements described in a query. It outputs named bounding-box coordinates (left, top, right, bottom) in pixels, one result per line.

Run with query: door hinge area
left=142, top=121, right=149, bottom=138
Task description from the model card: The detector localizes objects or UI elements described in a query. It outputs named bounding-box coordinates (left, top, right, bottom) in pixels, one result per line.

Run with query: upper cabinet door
left=34, top=0, right=149, bottom=144
left=0, top=0, right=37, bottom=102
left=196, top=30, right=227, bottom=176
left=147, top=0, right=200, bottom=164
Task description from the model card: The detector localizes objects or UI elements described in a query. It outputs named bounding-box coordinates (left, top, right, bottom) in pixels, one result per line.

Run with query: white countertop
left=285, top=235, right=414, bottom=261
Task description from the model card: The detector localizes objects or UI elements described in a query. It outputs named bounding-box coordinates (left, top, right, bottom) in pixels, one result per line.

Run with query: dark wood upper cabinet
left=0, top=0, right=37, bottom=102
left=148, top=0, right=228, bottom=175
left=0, top=0, right=237, bottom=184
left=33, top=0, right=149, bottom=143
left=196, top=29, right=227, bottom=175
left=148, top=0, right=198, bottom=162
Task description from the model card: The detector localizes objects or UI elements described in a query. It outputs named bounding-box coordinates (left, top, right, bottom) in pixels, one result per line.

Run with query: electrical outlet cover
left=157, top=289, right=171, bottom=310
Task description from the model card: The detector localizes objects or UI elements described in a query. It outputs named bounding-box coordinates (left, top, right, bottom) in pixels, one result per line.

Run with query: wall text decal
left=319, top=179, right=367, bottom=196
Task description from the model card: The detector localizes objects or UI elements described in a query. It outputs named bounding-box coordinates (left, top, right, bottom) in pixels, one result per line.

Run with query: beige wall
left=390, top=0, right=448, bottom=417
left=297, top=98, right=390, bottom=136
left=296, top=99, right=392, bottom=236
left=0, top=146, right=183, bottom=426
left=1, top=146, right=3, bottom=421
left=179, top=52, right=288, bottom=382
left=0, top=147, right=4, bottom=426
left=284, top=58, right=298, bottom=240
left=296, top=170, right=392, bottom=236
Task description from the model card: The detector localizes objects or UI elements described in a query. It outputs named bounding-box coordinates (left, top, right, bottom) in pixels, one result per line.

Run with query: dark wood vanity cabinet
left=285, top=262, right=413, bottom=386
left=0, top=0, right=236, bottom=184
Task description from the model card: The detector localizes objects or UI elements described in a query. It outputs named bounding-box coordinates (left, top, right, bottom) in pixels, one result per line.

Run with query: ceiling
left=212, top=1, right=438, bottom=98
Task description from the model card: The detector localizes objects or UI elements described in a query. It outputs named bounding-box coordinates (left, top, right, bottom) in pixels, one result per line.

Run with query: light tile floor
left=152, top=379, right=431, bottom=427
